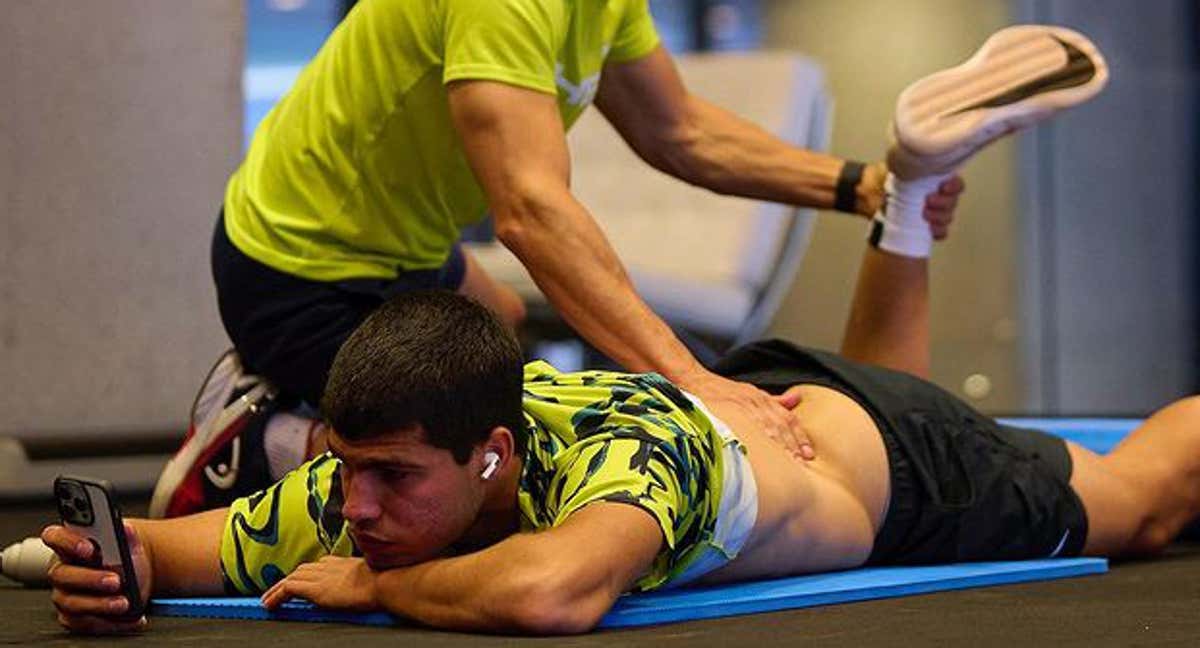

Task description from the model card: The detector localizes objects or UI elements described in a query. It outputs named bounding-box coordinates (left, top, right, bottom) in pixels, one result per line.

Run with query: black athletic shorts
left=713, top=339, right=1089, bottom=565
left=211, top=212, right=467, bottom=406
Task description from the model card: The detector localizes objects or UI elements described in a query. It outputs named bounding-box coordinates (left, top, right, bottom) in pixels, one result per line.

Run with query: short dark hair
left=321, top=291, right=525, bottom=463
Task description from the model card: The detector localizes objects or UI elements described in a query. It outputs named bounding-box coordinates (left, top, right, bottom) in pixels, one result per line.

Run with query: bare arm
left=447, top=79, right=815, bottom=458
left=595, top=47, right=885, bottom=217
left=263, top=503, right=662, bottom=634
left=447, top=79, right=702, bottom=379
left=131, top=509, right=227, bottom=596
left=42, top=508, right=227, bottom=634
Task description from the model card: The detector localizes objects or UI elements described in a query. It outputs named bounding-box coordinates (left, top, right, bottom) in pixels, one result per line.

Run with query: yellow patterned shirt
left=220, top=361, right=726, bottom=594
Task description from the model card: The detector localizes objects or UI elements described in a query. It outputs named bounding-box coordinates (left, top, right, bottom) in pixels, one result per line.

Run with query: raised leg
left=839, top=249, right=931, bottom=378
left=839, top=25, right=1110, bottom=380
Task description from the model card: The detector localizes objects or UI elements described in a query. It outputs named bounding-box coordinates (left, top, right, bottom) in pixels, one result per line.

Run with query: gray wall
left=762, top=0, right=1025, bottom=411
left=1, top=1, right=243, bottom=438
left=763, top=0, right=1197, bottom=415
left=1015, top=0, right=1198, bottom=414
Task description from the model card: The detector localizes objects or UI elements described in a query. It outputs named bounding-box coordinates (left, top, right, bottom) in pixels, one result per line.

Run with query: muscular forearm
left=449, top=78, right=703, bottom=382
left=131, top=508, right=227, bottom=597
left=663, top=96, right=882, bottom=216
left=497, top=190, right=703, bottom=381
left=372, top=535, right=606, bottom=634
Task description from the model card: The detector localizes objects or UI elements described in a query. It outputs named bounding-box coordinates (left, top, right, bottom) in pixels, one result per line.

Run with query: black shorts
left=211, top=212, right=467, bottom=406
left=713, top=339, right=1089, bottom=565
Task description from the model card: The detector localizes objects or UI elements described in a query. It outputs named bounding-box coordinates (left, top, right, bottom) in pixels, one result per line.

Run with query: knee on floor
left=1125, top=519, right=1176, bottom=557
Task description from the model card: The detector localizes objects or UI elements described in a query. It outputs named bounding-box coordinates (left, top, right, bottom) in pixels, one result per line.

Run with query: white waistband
left=666, top=392, right=760, bottom=587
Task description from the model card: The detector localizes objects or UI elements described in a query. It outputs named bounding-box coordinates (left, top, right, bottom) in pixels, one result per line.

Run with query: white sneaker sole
left=890, top=24, right=1108, bottom=179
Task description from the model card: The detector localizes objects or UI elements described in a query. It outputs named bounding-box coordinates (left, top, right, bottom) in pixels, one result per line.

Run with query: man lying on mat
left=46, top=25, right=1200, bottom=637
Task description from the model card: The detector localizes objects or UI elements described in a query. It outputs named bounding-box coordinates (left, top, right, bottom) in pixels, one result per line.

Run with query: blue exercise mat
left=152, top=419, right=1132, bottom=629
left=998, top=417, right=1140, bottom=454
left=152, top=558, right=1107, bottom=629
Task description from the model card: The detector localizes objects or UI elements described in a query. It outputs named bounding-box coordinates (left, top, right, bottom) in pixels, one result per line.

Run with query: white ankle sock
left=264, top=412, right=316, bottom=480
left=868, top=173, right=947, bottom=259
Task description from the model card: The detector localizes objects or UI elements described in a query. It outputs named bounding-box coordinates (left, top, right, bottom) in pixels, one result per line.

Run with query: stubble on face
left=331, top=428, right=485, bottom=570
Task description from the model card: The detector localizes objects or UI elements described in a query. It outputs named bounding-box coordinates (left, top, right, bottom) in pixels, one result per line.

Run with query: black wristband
left=867, top=215, right=886, bottom=248
left=834, top=160, right=866, bottom=214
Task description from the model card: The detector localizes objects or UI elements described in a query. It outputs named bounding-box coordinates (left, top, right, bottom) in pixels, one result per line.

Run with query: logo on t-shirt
left=555, top=44, right=611, bottom=108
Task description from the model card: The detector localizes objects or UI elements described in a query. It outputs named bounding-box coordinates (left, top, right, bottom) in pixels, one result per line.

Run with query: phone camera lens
left=74, top=496, right=87, bottom=511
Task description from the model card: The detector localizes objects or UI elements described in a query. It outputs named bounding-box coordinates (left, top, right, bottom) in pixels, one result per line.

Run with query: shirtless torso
left=698, top=384, right=892, bottom=584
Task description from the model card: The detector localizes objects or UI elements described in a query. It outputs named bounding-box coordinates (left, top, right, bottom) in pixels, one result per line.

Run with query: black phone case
left=54, top=475, right=144, bottom=619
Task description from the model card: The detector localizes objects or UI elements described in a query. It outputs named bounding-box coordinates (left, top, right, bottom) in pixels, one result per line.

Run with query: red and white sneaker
left=888, top=24, right=1109, bottom=181
left=149, top=350, right=279, bottom=518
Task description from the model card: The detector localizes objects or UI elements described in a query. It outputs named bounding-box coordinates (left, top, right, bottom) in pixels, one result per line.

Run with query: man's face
left=328, top=427, right=484, bottom=570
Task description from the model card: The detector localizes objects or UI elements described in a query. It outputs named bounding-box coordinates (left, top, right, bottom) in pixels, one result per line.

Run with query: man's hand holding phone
left=41, top=521, right=153, bottom=634
left=43, top=475, right=155, bottom=635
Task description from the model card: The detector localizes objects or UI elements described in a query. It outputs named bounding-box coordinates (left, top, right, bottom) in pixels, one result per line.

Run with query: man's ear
left=477, top=426, right=517, bottom=478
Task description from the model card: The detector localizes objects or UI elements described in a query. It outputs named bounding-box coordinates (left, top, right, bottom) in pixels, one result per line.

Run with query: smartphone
left=53, top=475, right=144, bottom=618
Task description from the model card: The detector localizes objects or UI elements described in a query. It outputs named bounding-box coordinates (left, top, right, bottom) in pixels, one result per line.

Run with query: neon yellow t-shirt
left=223, top=0, right=661, bottom=281
left=220, top=362, right=726, bottom=594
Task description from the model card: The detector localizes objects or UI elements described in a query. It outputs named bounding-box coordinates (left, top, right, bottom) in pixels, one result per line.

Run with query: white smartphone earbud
left=480, top=451, right=501, bottom=480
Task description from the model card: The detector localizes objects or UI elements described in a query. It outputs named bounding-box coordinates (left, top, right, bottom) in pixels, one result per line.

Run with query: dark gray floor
left=5, top=498, right=1200, bottom=647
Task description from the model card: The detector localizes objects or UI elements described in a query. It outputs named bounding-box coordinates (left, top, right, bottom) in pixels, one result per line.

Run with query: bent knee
left=1167, top=395, right=1200, bottom=421
left=499, top=298, right=527, bottom=329
left=1124, top=519, right=1175, bottom=557
left=1145, top=395, right=1200, bottom=431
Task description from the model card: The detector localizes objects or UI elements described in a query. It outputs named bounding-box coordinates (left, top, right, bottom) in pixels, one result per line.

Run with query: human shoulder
left=220, top=453, right=353, bottom=595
